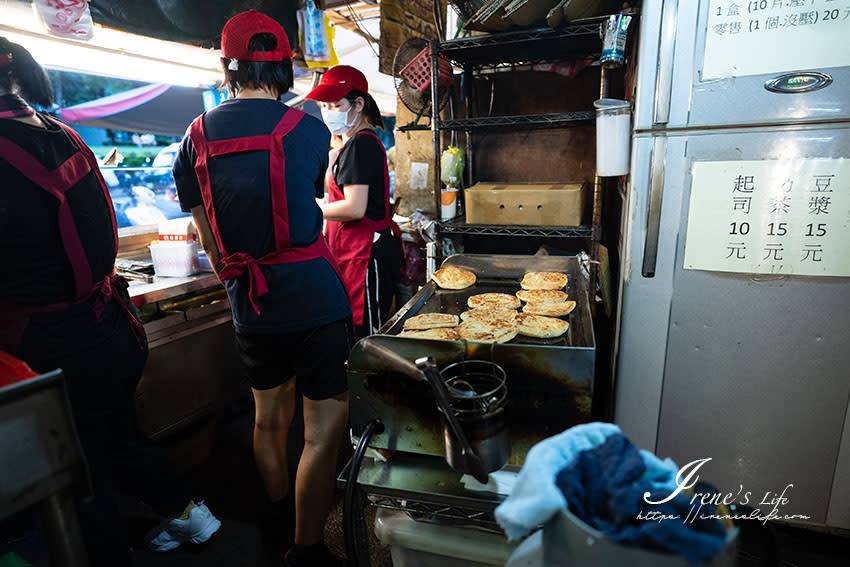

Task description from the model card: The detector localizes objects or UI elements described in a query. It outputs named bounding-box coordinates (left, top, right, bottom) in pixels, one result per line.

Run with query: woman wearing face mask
left=306, top=65, right=403, bottom=340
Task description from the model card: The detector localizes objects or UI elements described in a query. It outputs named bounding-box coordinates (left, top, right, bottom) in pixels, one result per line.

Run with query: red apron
left=189, top=107, right=341, bottom=315
left=325, top=130, right=401, bottom=328
left=0, top=115, right=144, bottom=354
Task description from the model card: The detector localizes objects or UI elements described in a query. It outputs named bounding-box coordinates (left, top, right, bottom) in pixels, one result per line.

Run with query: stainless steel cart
left=0, top=369, right=90, bottom=566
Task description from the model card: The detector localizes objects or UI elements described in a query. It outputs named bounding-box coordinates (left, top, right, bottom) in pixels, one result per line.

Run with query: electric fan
left=392, top=37, right=454, bottom=119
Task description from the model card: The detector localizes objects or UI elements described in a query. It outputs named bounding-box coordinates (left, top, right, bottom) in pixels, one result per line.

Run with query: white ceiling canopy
left=0, top=0, right=222, bottom=87
left=2, top=0, right=396, bottom=113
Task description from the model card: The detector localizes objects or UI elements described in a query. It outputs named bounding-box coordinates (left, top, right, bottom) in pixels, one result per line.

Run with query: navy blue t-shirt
left=173, top=98, right=351, bottom=334
left=0, top=114, right=116, bottom=304
left=0, top=113, right=133, bottom=359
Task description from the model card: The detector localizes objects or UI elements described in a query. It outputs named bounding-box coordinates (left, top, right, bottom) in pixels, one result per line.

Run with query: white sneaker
left=146, top=501, right=221, bottom=552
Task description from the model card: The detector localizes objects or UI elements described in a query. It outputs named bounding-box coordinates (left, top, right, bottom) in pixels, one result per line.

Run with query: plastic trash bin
left=542, top=508, right=738, bottom=567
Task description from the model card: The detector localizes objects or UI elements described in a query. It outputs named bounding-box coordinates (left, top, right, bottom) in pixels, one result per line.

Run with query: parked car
left=151, top=142, right=181, bottom=168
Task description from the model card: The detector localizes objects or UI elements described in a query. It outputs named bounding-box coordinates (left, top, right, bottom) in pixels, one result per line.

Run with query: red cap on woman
left=305, top=65, right=368, bottom=102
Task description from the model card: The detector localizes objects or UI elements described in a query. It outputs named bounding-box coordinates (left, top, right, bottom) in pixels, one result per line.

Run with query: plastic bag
left=33, top=0, right=93, bottom=40
left=440, top=146, right=465, bottom=187
left=400, top=240, right=425, bottom=287
left=297, top=1, right=339, bottom=68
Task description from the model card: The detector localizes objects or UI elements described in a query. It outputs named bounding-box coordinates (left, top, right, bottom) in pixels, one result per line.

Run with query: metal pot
left=440, top=360, right=510, bottom=476
left=359, top=340, right=509, bottom=482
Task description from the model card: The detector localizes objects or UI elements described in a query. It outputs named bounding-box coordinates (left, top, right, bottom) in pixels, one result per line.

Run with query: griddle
left=381, top=254, right=593, bottom=348
left=348, top=254, right=595, bottom=467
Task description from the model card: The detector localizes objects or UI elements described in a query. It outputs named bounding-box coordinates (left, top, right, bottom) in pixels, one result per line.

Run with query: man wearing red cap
left=307, top=65, right=402, bottom=340
left=173, top=10, right=351, bottom=566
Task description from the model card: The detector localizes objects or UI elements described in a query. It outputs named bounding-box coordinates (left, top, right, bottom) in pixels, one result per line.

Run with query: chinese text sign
left=703, top=0, right=850, bottom=79
left=684, top=159, right=850, bottom=276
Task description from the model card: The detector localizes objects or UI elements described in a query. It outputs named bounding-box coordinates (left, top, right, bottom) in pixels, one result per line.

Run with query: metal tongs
left=360, top=339, right=490, bottom=484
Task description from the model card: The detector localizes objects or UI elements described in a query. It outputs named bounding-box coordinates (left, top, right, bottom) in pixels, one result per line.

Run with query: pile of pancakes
left=401, top=269, right=575, bottom=343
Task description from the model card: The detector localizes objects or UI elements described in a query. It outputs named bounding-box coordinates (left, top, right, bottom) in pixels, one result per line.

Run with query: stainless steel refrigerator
left=614, top=0, right=850, bottom=529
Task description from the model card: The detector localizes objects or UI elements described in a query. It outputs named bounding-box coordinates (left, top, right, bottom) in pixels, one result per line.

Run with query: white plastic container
left=543, top=508, right=738, bottom=567
left=374, top=509, right=518, bottom=567
left=593, top=98, right=631, bottom=176
left=149, top=241, right=200, bottom=277
left=441, top=187, right=459, bottom=221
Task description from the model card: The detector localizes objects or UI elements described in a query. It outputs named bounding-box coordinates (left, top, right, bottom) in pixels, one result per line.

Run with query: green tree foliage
left=47, top=70, right=146, bottom=108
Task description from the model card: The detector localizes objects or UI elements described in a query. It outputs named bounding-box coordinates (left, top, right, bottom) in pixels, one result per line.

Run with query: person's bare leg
left=294, top=392, right=349, bottom=545
left=252, top=379, right=297, bottom=502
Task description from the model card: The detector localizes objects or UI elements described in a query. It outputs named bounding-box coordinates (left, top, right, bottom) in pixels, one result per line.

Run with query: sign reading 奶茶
left=683, top=159, right=850, bottom=276
left=702, top=0, right=850, bottom=79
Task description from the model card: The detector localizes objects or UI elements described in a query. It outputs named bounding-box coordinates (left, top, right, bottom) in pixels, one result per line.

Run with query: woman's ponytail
left=344, top=89, right=384, bottom=131
left=0, top=37, right=54, bottom=108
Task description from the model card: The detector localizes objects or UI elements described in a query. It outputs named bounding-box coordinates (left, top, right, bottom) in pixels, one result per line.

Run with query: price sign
left=684, top=159, right=850, bottom=276
left=703, top=0, right=850, bottom=79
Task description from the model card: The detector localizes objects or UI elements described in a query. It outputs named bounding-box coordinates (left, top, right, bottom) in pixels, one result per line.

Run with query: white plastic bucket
left=594, top=99, right=631, bottom=177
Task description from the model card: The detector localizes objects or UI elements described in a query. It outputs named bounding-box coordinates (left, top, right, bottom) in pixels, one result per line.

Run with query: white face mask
left=321, top=105, right=357, bottom=135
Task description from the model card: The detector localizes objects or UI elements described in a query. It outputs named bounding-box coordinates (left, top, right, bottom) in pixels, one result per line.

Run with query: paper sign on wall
left=684, top=159, right=850, bottom=276
left=703, top=0, right=850, bottom=79
left=409, top=162, right=430, bottom=191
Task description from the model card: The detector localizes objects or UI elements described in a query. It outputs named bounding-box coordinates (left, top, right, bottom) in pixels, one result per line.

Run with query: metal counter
left=128, top=272, right=221, bottom=307
left=124, top=272, right=244, bottom=441
left=339, top=451, right=517, bottom=530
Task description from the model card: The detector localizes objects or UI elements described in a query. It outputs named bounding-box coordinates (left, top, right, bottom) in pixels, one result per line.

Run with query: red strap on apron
left=0, top=272, right=144, bottom=354
left=0, top=115, right=142, bottom=352
left=188, top=107, right=342, bottom=315
left=324, top=130, right=401, bottom=327
left=0, top=136, right=94, bottom=298
left=57, top=120, right=120, bottom=253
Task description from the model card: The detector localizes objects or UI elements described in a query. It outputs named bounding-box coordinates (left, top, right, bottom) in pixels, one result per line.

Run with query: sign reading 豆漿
left=702, top=0, right=850, bottom=79
left=684, top=159, right=850, bottom=276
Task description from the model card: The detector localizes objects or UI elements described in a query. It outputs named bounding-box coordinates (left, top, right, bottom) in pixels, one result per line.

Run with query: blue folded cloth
left=494, top=422, right=621, bottom=540
left=556, top=433, right=728, bottom=564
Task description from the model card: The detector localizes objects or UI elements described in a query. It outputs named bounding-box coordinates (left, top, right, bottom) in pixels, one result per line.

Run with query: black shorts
left=234, top=318, right=352, bottom=399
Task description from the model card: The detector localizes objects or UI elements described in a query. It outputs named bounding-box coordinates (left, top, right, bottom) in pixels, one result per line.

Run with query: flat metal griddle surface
left=381, top=254, right=592, bottom=348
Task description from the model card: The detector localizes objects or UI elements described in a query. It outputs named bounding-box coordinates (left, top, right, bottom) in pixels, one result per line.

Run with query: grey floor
left=127, top=394, right=392, bottom=567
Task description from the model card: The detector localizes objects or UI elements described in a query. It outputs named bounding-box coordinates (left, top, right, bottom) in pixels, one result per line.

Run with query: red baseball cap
left=221, top=10, right=292, bottom=61
left=305, top=65, right=368, bottom=102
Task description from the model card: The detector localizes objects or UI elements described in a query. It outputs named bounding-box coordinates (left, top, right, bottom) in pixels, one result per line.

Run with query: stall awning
left=60, top=83, right=205, bottom=137
left=87, top=0, right=299, bottom=50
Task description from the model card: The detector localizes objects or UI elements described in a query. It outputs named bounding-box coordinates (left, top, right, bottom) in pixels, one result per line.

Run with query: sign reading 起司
left=684, top=159, right=850, bottom=276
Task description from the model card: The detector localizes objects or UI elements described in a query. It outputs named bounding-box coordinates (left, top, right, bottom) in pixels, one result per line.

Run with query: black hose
left=343, top=419, right=384, bottom=567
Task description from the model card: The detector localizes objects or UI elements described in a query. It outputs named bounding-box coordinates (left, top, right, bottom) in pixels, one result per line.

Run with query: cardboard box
left=464, top=182, right=587, bottom=226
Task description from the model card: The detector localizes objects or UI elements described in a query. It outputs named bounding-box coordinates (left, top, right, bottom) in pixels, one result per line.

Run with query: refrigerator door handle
left=642, top=136, right=667, bottom=277
left=653, top=0, right=679, bottom=126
